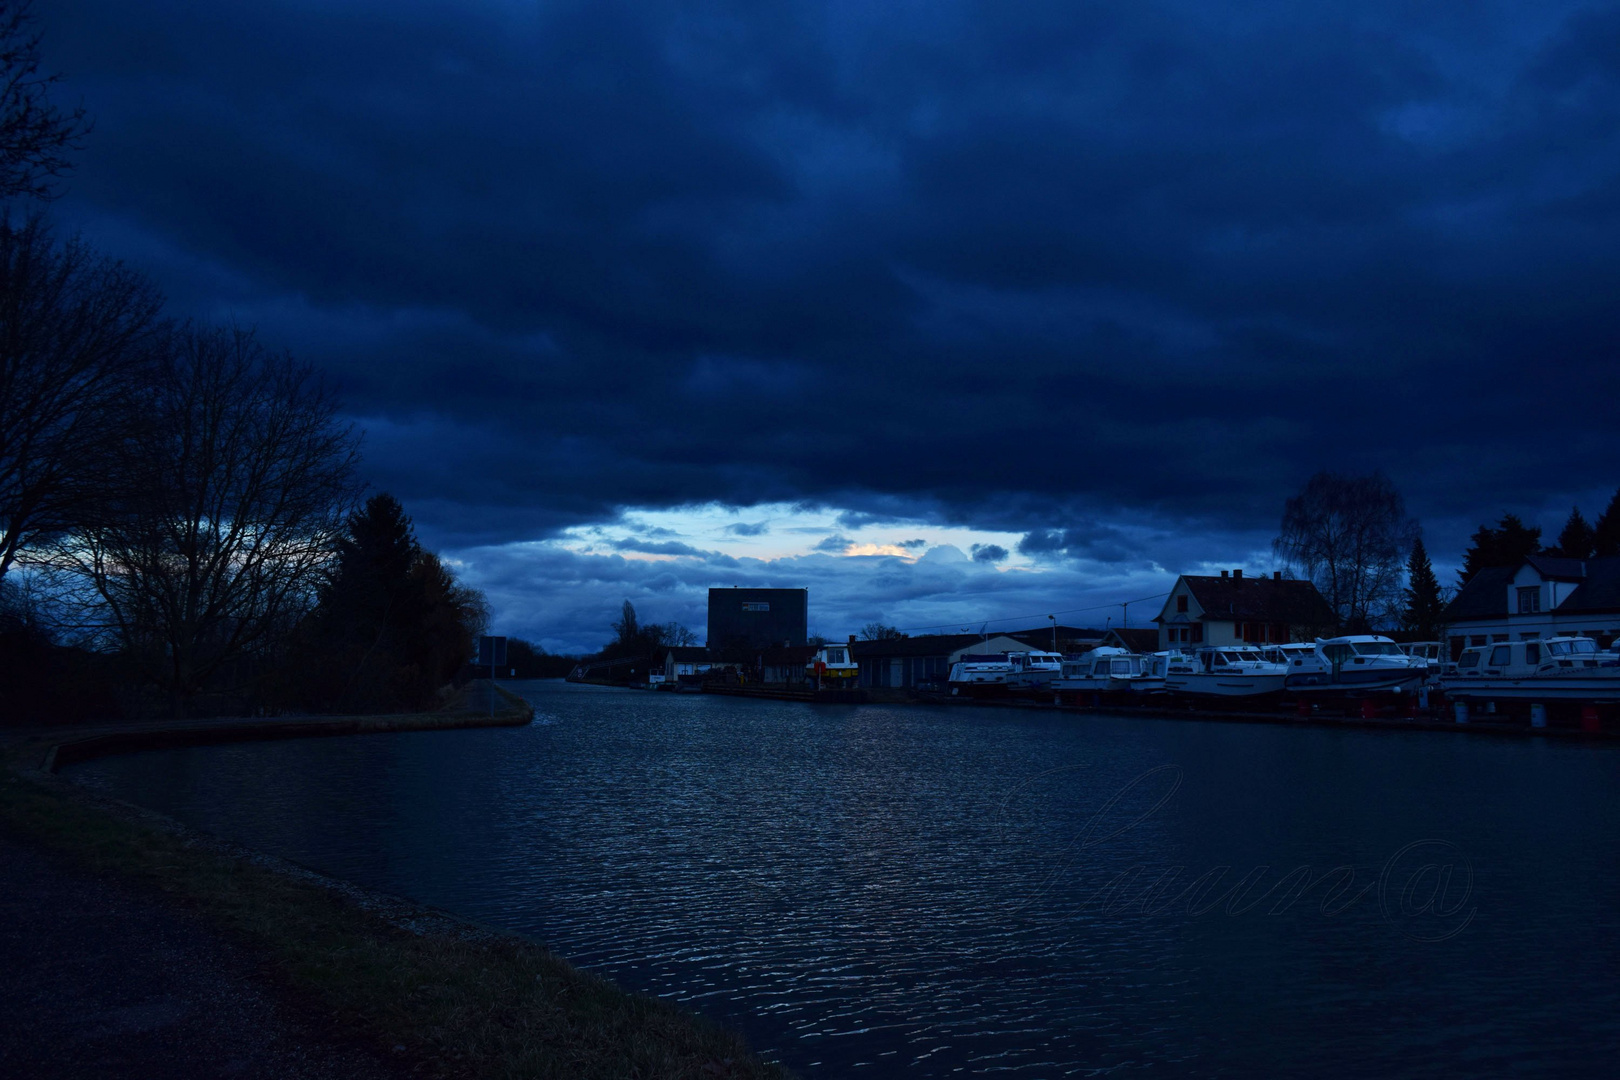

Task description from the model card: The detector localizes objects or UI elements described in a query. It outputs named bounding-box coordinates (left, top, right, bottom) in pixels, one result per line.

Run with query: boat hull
left=1165, top=673, right=1287, bottom=698
left=1286, top=670, right=1425, bottom=696
left=1442, top=675, right=1620, bottom=703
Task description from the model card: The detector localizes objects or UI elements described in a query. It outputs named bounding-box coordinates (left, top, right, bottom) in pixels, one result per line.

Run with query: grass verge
left=0, top=706, right=793, bottom=1080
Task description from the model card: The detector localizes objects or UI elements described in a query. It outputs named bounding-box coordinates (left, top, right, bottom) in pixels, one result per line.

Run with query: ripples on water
left=70, top=682, right=1620, bottom=1076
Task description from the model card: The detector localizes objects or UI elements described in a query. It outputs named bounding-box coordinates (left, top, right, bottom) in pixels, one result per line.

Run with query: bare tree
left=1273, top=471, right=1417, bottom=632
left=0, top=2, right=92, bottom=200
left=0, top=217, right=161, bottom=582
left=60, top=325, right=360, bottom=714
left=860, top=622, right=906, bottom=640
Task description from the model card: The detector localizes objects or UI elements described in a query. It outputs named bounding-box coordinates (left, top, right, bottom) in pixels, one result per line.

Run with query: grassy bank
left=0, top=697, right=792, bottom=1080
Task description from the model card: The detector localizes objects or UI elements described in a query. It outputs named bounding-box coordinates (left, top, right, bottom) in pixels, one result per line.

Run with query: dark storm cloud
left=39, top=0, right=1620, bottom=565
left=724, top=521, right=770, bottom=537
left=970, top=544, right=1008, bottom=564
left=609, top=538, right=705, bottom=557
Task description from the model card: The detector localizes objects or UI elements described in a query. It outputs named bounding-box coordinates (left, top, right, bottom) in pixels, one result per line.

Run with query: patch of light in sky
left=558, top=502, right=1031, bottom=567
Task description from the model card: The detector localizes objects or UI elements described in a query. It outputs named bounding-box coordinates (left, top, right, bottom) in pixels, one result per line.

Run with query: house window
left=1469, top=635, right=1487, bottom=646
left=1190, top=623, right=1203, bottom=643
left=1177, top=595, right=1189, bottom=613
left=1516, top=587, right=1541, bottom=614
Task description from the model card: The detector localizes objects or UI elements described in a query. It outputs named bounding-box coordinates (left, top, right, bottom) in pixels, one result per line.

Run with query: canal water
left=68, top=681, right=1620, bottom=1076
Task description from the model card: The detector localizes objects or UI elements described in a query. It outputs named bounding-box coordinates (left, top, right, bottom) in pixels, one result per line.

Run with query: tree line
left=1275, top=471, right=1620, bottom=641
left=0, top=7, right=487, bottom=720
left=0, top=222, right=490, bottom=719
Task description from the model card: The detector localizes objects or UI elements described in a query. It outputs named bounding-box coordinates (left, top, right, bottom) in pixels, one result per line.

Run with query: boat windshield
left=1546, top=639, right=1598, bottom=656
left=1458, top=650, right=1480, bottom=668
left=1352, top=642, right=1403, bottom=656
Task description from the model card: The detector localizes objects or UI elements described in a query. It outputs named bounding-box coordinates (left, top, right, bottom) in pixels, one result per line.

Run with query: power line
left=891, top=591, right=1170, bottom=635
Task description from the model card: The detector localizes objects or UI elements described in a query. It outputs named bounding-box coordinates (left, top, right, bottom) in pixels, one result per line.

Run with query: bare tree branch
left=0, top=216, right=162, bottom=582
left=1273, top=471, right=1417, bottom=632
left=58, top=324, right=361, bottom=715
left=0, top=2, right=92, bottom=201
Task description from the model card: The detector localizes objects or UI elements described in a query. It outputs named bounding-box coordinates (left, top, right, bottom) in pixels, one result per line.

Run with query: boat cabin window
left=1093, top=661, right=1110, bottom=676
left=1488, top=645, right=1512, bottom=666
left=1111, top=660, right=1134, bottom=675
left=1458, top=650, right=1481, bottom=668
left=1352, top=642, right=1402, bottom=656
left=1322, top=643, right=1355, bottom=665
left=1525, top=642, right=1540, bottom=665
left=827, top=649, right=845, bottom=664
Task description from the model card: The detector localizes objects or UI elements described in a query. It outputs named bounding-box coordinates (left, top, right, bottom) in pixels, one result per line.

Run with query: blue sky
left=35, top=0, right=1620, bottom=651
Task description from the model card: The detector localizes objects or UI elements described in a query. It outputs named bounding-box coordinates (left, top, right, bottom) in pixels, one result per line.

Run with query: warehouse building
left=707, top=587, right=809, bottom=653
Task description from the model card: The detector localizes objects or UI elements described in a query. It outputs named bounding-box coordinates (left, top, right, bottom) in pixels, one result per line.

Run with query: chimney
left=1220, top=570, right=1229, bottom=579
left=848, top=634, right=857, bottom=644
left=1273, top=571, right=1282, bottom=581
left=1233, top=569, right=1243, bottom=580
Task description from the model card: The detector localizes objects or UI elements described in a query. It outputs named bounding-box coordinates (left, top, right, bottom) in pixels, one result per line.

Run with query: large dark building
left=707, top=587, right=808, bottom=652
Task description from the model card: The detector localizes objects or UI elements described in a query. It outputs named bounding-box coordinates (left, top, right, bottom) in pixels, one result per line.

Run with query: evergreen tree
left=1400, top=536, right=1445, bottom=639
left=1458, top=513, right=1542, bottom=586
left=292, top=493, right=486, bottom=712
left=1595, top=487, right=1620, bottom=559
left=1547, top=506, right=1596, bottom=560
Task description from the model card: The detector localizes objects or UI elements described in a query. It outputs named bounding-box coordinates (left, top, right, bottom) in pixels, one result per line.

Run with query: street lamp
left=1048, top=614, right=1057, bottom=654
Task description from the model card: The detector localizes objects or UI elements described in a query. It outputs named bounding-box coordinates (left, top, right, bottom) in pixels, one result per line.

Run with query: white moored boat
left=1283, top=635, right=1428, bottom=696
left=1053, top=647, right=1149, bottom=695
left=1164, top=646, right=1289, bottom=699
left=1442, top=637, right=1620, bottom=703
left=947, top=650, right=1063, bottom=694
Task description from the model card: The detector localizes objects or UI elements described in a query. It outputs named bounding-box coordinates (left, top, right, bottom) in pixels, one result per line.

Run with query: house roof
left=1174, top=576, right=1336, bottom=626
left=1102, top=627, right=1160, bottom=653
left=1525, top=555, right=1587, bottom=582
left=1558, top=557, right=1620, bottom=615
left=849, top=633, right=983, bottom=659
left=1003, top=626, right=1106, bottom=649
left=1445, top=566, right=1515, bottom=621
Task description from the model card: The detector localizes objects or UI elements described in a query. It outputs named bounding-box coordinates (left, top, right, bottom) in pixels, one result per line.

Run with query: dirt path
left=0, top=833, right=409, bottom=1080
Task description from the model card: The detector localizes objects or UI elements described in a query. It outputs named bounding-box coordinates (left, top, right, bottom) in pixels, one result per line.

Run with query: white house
left=1153, top=570, right=1336, bottom=650
left=1443, top=555, right=1620, bottom=658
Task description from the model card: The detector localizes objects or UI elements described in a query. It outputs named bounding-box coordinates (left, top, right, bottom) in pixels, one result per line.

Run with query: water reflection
left=69, top=681, right=1620, bottom=1076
